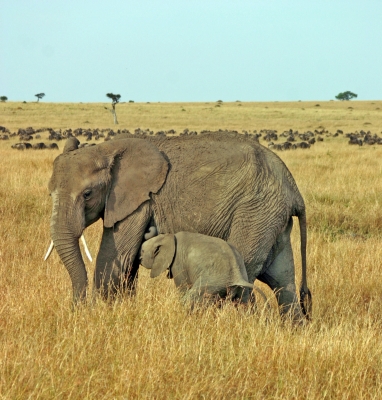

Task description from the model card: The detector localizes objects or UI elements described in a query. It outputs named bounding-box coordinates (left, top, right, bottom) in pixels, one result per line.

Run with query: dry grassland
left=1, top=101, right=382, bottom=398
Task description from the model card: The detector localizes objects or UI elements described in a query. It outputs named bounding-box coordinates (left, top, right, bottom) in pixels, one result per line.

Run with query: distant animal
left=19, top=135, right=33, bottom=141
left=33, top=142, right=47, bottom=150
left=11, top=142, right=32, bottom=150
left=348, top=136, right=363, bottom=146
left=48, top=130, right=63, bottom=141
left=140, top=232, right=268, bottom=307
left=296, top=141, right=311, bottom=149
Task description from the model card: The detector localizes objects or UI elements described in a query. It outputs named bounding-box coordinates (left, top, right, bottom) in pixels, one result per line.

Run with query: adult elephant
left=48, top=132, right=311, bottom=321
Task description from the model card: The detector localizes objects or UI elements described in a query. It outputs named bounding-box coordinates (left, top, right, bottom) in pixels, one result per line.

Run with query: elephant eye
left=83, top=190, right=92, bottom=200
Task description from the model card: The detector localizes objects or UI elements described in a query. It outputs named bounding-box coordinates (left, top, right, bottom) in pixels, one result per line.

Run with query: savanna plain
left=1, top=100, right=382, bottom=399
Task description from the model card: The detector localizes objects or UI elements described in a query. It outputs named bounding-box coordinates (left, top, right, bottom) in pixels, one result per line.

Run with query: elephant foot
left=300, top=287, right=312, bottom=321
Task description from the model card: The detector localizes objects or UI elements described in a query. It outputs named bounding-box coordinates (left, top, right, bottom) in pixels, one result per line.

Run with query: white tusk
left=81, top=234, right=93, bottom=262
left=44, top=236, right=92, bottom=262
left=44, top=240, right=54, bottom=261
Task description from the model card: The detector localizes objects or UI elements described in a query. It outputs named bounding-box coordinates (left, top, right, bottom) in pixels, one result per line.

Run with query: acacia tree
left=105, top=93, right=121, bottom=124
left=0, top=96, right=7, bottom=102
left=35, top=93, right=45, bottom=102
left=335, top=91, right=358, bottom=101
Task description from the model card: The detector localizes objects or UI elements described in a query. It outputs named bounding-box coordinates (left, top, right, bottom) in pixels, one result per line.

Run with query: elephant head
left=48, top=138, right=168, bottom=302
left=140, top=234, right=176, bottom=278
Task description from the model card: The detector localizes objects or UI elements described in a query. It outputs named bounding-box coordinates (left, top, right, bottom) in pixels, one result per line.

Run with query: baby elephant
left=140, top=231, right=266, bottom=307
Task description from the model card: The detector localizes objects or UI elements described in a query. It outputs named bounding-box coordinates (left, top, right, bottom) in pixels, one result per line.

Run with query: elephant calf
left=140, top=231, right=266, bottom=307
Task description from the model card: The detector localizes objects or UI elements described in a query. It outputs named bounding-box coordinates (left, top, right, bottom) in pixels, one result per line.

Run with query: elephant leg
left=257, top=219, right=304, bottom=321
left=94, top=203, right=151, bottom=299
left=93, top=228, right=134, bottom=299
left=227, top=215, right=277, bottom=308
left=182, top=290, right=203, bottom=308
left=229, top=286, right=250, bottom=304
left=124, top=252, right=140, bottom=293
left=181, top=279, right=219, bottom=310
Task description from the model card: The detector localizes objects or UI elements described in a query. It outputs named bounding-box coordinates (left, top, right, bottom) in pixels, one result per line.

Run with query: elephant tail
left=297, top=210, right=312, bottom=320
left=233, top=281, right=271, bottom=311
left=234, top=279, right=254, bottom=290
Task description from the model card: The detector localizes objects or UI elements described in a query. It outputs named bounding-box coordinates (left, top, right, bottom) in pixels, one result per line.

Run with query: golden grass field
left=1, top=100, right=382, bottom=399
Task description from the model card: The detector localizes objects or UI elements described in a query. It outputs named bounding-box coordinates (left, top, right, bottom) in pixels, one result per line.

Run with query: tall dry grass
left=2, top=100, right=382, bottom=133
left=1, top=102, right=382, bottom=398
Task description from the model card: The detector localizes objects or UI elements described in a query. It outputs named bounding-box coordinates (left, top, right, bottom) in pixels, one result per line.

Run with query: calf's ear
left=149, top=234, right=176, bottom=278
left=104, top=140, right=168, bottom=228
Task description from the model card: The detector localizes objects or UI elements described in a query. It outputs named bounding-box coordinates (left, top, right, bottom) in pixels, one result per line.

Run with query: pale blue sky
left=1, top=1, right=381, bottom=102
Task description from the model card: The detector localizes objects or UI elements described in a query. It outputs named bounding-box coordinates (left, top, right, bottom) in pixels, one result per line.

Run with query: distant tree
left=105, top=93, right=121, bottom=124
left=0, top=96, right=8, bottom=102
left=35, top=93, right=45, bottom=102
left=335, top=91, right=358, bottom=101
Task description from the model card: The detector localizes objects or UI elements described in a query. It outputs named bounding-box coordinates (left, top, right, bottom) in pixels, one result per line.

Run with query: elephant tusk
left=81, top=234, right=93, bottom=262
left=44, top=235, right=92, bottom=262
left=44, top=240, right=54, bottom=261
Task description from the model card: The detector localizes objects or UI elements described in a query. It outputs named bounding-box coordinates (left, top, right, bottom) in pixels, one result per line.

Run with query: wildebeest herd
left=1, top=125, right=381, bottom=151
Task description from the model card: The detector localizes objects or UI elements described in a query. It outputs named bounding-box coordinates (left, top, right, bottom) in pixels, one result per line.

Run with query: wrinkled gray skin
left=48, top=132, right=311, bottom=321
left=140, top=232, right=256, bottom=305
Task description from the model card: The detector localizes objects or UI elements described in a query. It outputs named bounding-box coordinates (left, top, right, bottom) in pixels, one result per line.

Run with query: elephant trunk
left=50, top=194, right=87, bottom=303
left=51, top=229, right=88, bottom=303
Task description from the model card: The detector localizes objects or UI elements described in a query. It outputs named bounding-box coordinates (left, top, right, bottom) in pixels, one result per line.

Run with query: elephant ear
left=104, top=139, right=169, bottom=228
left=149, top=234, right=176, bottom=278
left=63, top=137, right=80, bottom=153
